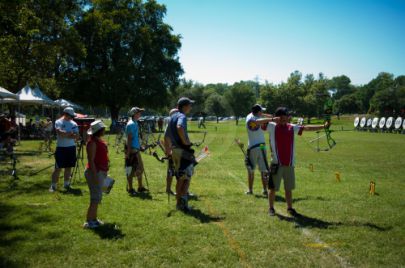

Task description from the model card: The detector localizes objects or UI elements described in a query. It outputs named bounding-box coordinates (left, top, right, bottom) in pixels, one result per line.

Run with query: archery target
left=360, top=117, right=367, bottom=128
left=367, top=118, right=372, bottom=127
left=371, top=117, right=379, bottom=129
left=394, top=117, right=402, bottom=129
left=354, top=117, right=360, bottom=127
left=385, top=117, right=393, bottom=128
left=379, top=117, right=386, bottom=129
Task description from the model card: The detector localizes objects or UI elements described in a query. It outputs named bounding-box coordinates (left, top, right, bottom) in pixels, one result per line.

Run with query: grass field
left=1, top=117, right=404, bottom=267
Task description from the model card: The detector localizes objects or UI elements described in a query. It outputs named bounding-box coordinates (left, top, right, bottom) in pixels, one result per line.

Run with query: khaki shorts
left=126, top=149, right=144, bottom=176
left=246, top=147, right=268, bottom=173
left=271, top=165, right=295, bottom=191
left=84, top=169, right=106, bottom=204
left=172, top=148, right=194, bottom=179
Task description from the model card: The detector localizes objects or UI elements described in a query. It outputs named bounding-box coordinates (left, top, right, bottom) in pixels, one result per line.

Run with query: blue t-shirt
left=126, top=119, right=140, bottom=150
left=166, top=112, right=189, bottom=148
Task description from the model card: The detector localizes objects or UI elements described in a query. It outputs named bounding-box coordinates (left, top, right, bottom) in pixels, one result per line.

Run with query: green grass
left=1, top=117, right=405, bottom=267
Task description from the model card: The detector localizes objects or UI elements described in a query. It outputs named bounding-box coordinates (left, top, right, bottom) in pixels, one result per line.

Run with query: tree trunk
left=109, top=105, right=120, bottom=122
left=216, top=116, right=219, bottom=123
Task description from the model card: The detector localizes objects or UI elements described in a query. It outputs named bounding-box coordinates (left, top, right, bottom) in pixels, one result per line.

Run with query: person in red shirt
left=267, top=107, right=328, bottom=217
left=83, top=120, right=111, bottom=229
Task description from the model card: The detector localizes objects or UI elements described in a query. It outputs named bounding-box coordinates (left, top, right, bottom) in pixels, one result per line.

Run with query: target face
left=395, top=117, right=403, bottom=129
left=367, top=118, right=372, bottom=127
left=385, top=117, right=393, bottom=128
left=372, top=117, right=379, bottom=129
left=379, top=117, right=386, bottom=129
left=360, top=117, right=366, bottom=128
left=354, top=117, right=360, bottom=127
left=247, top=120, right=260, bottom=131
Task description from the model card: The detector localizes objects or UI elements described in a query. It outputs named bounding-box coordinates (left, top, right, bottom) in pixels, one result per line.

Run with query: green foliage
left=224, top=81, right=256, bottom=117
left=204, top=92, right=228, bottom=119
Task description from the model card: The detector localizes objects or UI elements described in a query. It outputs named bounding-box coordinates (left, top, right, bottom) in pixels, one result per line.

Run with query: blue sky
left=158, top=0, right=405, bottom=85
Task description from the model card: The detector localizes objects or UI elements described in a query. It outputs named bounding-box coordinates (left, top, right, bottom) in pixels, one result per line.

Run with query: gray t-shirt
left=55, top=118, right=79, bottom=147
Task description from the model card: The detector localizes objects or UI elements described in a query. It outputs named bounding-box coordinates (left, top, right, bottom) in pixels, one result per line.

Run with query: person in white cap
left=49, top=107, right=79, bottom=192
left=245, top=104, right=277, bottom=196
left=83, top=120, right=110, bottom=229
left=125, top=106, right=148, bottom=196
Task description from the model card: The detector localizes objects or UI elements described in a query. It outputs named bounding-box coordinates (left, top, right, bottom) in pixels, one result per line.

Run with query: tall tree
left=204, top=93, right=228, bottom=122
left=225, top=82, right=256, bottom=124
left=65, top=0, right=183, bottom=120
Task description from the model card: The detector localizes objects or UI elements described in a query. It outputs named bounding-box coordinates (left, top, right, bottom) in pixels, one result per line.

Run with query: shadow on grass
left=136, top=192, right=153, bottom=200
left=0, top=256, right=27, bottom=268
left=276, top=213, right=392, bottom=231
left=91, top=223, right=125, bottom=240
left=61, top=187, right=83, bottom=196
left=254, top=195, right=330, bottom=202
left=167, top=207, right=225, bottom=223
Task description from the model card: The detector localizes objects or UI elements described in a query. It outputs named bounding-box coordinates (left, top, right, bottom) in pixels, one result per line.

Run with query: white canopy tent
left=16, top=85, right=58, bottom=107
left=55, top=98, right=83, bottom=110
left=0, top=86, right=18, bottom=99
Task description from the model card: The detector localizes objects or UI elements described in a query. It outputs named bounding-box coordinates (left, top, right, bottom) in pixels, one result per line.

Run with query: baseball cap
left=128, top=107, right=145, bottom=116
left=87, top=120, right=106, bottom=135
left=63, top=107, right=76, bottom=118
left=251, top=104, right=266, bottom=113
left=275, top=107, right=290, bottom=117
left=177, top=97, right=195, bottom=107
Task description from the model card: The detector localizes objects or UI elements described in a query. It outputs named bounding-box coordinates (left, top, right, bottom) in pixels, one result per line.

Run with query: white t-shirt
left=55, top=118, right=79, bottom=147
left=267, top=122, right=304, bottom=166
left=246, top=113, right=266, bottom=149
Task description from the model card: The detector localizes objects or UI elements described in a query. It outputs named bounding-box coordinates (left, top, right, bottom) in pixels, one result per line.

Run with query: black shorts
left=55, top=146, right=77, bottom=168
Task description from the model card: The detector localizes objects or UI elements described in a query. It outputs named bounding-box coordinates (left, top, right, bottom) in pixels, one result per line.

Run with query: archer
left=245, top=104, right=277, bottom=196
left=267, top=107, right=329, bottom=217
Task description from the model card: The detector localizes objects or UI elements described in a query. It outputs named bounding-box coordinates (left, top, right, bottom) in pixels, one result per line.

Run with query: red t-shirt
left=86, top=137, right=109, bottom=172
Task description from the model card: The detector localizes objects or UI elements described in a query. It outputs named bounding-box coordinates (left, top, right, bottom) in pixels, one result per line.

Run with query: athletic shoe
left=95, top=219, right=104, bottom=226
left=83, top=221, right=99, bottom=229
left=49, top=185, right=56, bottom=193
left=138, top=186, right=149, bottom=192
left=269, top=207, right=276, bottom=216
left=187, top=192, right=195, bottom=197
left=127, top=188, right=137, bottom=196
left=287, top=208, right=300, bottom=217
left=166, top=190, right=176, bottom=196
left=262, top=189, right=268, bottom=196
left=64, top=184, right=71, bottom=191
left=245, top=190, right=253, bottom=195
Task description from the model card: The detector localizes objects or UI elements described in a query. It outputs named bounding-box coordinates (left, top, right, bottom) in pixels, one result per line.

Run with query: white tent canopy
left=0, top=86, right=18, bottom=99
left=16, top=85, right=58, bottom=107
left=55, top=98, right=83, bottom=110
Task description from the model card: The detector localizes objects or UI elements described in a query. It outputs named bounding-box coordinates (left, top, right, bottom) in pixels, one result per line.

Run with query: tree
left=225, top=82, right=256, bottom=124
left=204, top=93, right=228, bottom=123
left=334, top=94, right=363, bottom=114
left=65, top=0, right=183, bottom=120
left=0, top=0, right=84, bottom=96
left=329, top=75, right=354, bottom=100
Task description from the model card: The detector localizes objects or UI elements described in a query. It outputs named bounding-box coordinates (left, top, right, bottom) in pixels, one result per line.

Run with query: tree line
left=1, top=0, right=404, bottom=120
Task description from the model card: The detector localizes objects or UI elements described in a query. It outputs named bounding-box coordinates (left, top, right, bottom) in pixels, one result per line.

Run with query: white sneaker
left=83, top=220, right=103, bottom=229
left=49, top=185, right=56, bottom=192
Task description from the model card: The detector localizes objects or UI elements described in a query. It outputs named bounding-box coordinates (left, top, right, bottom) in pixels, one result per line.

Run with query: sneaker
left=177, top=197, right=191, bottom=213
left=245, top=190, right=253, bottom=195
left=269, top=207, right=276, bottom=216
left=83, top=221, right=98, bottom=229
left=95, top=219, right=104, bottom=226
left=187, top=192, right=195, bottom=197
left=138, top=186, right=149, bottom=193
left=127, top=188, right=138, bottom=196
left=166, top=189, right=176, bottom=196
left=64, top=184, right=71, bottom=191
left=287, top=208, right=300, bottom=217
left=262, top=189, right=268, bottom=196
left=49, top=185, right=56, bottom=193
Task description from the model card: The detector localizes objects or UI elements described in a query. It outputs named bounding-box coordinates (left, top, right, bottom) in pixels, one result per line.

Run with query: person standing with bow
left=125, top=107, right=148, bottom=196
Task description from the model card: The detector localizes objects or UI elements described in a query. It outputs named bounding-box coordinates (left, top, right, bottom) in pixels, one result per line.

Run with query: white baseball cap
left=128, top=107, right=145, bottom=116
left=87, top=120, right=106, bottom=135
left=63, top=107, right=76, bottom=118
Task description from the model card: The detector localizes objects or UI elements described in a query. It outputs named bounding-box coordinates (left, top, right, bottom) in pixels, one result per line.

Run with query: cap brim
left=261, top=107, right=266, bottom=111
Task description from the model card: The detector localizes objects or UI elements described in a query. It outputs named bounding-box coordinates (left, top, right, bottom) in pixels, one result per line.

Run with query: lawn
left=1, top=117, right=404, bottom=267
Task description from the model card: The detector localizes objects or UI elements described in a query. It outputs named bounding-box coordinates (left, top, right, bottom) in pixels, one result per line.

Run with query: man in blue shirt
left=125, top=107, right=148, bottom=196
left=166, top=97, right=195, bottom=212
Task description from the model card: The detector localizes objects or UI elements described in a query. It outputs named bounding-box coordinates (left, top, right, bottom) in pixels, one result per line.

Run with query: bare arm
left=126, top=132, right=132, bottom=158
left=86, top=141, right=98, bottom=184
left=177, top=126, right=190, bottom=146
left=303, top=124, right=326, bottom=132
